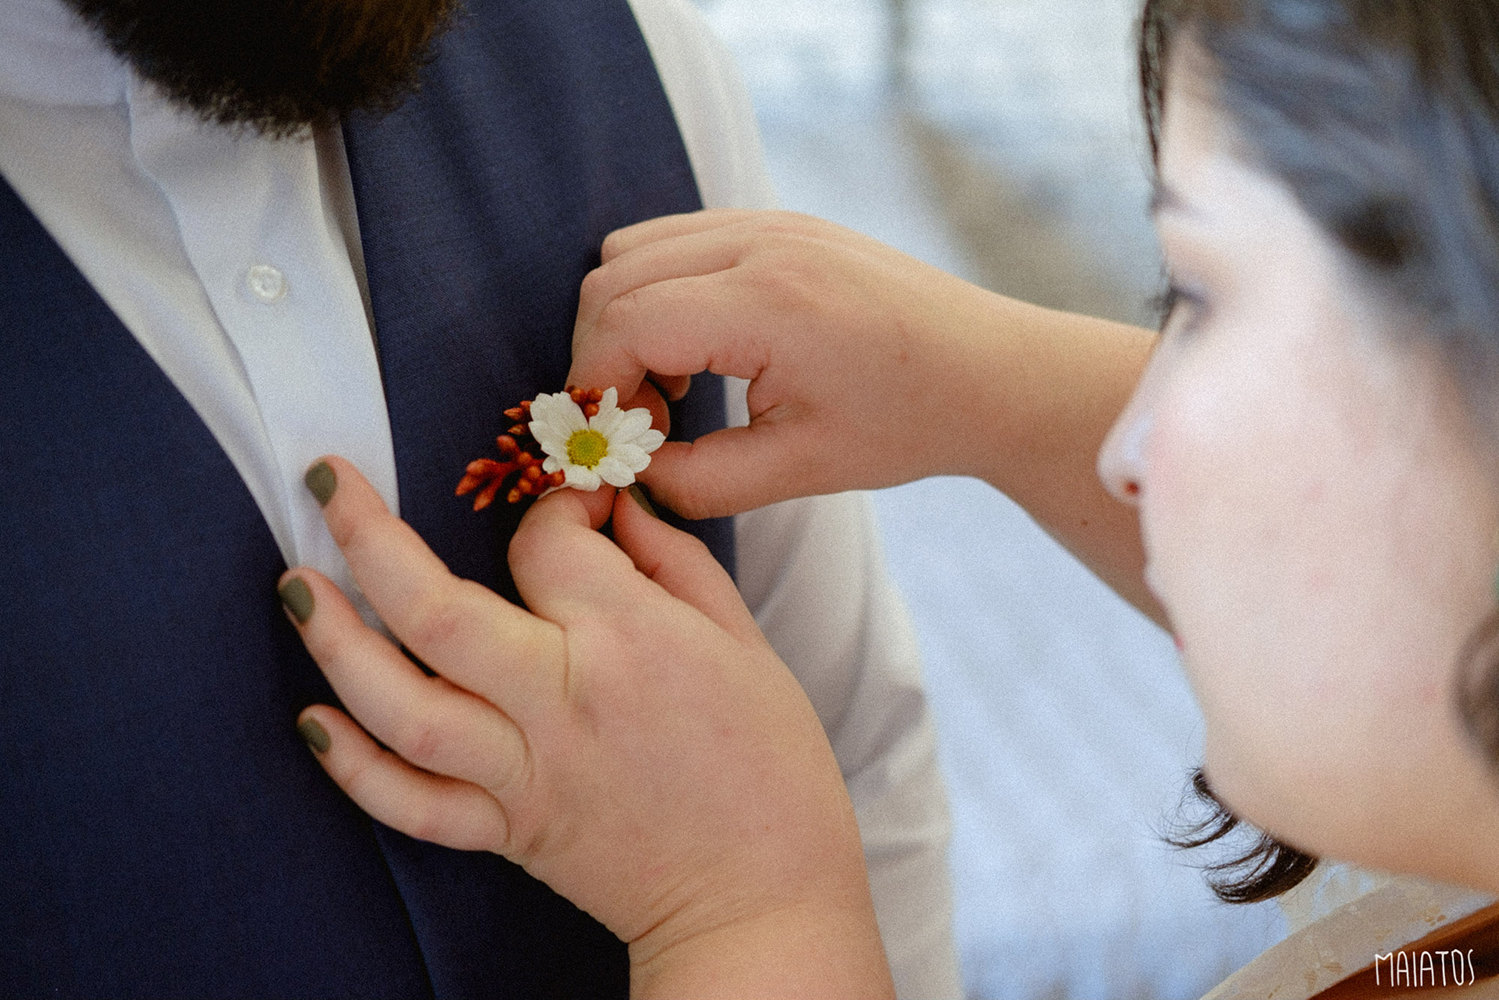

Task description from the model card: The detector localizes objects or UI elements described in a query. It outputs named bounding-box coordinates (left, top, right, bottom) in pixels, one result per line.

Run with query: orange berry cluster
left=453, top=387, right=604, bottom=510
left=568, top=385, right=606, bottom=416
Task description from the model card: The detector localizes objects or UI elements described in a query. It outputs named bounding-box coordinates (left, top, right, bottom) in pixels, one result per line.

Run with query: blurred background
left=690, top=0, right=1293, bottom=996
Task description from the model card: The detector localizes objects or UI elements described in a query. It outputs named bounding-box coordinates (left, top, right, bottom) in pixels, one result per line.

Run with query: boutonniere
left=457, top=387, right=666, bottom=510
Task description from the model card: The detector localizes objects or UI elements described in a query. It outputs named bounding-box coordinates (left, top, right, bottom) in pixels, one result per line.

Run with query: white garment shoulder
left=626, top=0, right=779, bottom=211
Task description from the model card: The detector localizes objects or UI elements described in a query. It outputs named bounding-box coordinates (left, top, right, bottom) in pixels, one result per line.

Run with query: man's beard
left=64, top=0, right=461, bottom=136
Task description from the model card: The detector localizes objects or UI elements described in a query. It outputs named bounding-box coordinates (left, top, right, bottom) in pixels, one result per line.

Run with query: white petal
left=542, top=455, right=563, bottom=473
left=561, top=405, right=588, bottom=435
left=533, top=392, right=587, bottom=434
left=525, top=392, right=560, bottom=423
left=526, top=398, right=563, bottom=441
left=534, top=436, right=570, bottom=464
left=610, top=442, right=645, bottom=462
left=609, top=443, right=651, bottom=473
left=596, top=455, right=637, bottom=488
left=600, top=386, right=618, bottom=411
left=533, top=423, right=568, bottom=445
left=566, top=465, right=602, bottom=491
left=592, top=393, right=618, bottom=420
left=590, top=404, right=626, bottom=438
left=634, top=428, right=665, bottom=454
left=610, top=407, right=654, bottom=443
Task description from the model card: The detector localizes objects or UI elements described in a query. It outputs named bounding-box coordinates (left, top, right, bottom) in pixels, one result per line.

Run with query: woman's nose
left=1099, top=332, right=1172, bottom=506
left=1098, top=398, right=1150, bottom=507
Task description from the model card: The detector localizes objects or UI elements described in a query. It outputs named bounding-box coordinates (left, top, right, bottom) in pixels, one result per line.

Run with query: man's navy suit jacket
left=0, top=1, right=733, bottom=995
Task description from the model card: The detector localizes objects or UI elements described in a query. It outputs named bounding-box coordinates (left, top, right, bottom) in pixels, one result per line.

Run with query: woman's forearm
left=927, top=283, right=1164, bottom=624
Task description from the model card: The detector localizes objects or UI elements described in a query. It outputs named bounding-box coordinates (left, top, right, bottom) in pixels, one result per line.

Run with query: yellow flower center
left=566, top=429, right=609, bottom=469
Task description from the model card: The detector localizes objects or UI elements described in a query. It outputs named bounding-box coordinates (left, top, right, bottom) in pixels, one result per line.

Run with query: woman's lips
left=1142, top=563, right=1181, bottom=651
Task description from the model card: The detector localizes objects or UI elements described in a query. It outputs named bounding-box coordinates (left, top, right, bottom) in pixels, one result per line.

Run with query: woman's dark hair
left=1138, top=0, right=1499, bottom=903
left=1163, top=769, right=1320, bottom=904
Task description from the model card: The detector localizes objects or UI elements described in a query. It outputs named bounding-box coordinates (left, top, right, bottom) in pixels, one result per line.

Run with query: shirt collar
left=0, top=0, right=129, bottom=106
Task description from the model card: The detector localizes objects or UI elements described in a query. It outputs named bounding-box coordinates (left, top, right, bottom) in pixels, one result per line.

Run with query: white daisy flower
left=528, top=387, right=666, bottom=492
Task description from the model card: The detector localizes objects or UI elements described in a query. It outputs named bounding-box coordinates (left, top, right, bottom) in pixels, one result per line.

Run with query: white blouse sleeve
left=625, top=6, right=964, bottom=992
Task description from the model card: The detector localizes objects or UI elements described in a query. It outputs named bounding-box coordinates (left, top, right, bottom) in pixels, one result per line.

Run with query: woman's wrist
left=929, top=291, right=1146, bottom=481
left=628, top=892, right=894, bottom=1000
left=927, top=288, right=1163, bottom=616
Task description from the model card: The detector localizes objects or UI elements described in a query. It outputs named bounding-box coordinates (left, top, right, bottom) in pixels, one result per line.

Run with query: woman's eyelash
left=1149, top=285, right=1181, bottom=328
left=1149, top=282, right=1205, bottom=332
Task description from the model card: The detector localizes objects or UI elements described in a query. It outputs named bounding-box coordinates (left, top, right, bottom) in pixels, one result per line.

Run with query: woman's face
left=1098, top=51, right=1499, bottom=887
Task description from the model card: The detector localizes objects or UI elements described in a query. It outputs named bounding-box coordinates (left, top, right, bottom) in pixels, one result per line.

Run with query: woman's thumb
left=609, top=485, right=765, bottom=647
left=634, top=425, right=803, bottom=520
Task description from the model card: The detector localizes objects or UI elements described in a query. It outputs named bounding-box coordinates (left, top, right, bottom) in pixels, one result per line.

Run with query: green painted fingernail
left=279, top=577, right=315, bottom=624
left=627, top=483, right=658, bottom=519
left=305, top=461, right=337, bottom=507
left=298, top=717, right=331, bottom=754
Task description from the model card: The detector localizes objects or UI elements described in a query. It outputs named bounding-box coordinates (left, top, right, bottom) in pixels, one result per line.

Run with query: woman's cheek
left=1136, top=361, right=1319, bottom=818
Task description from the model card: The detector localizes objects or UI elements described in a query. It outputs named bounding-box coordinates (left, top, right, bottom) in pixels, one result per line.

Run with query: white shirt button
left=247, top=264, right=287, bottom=302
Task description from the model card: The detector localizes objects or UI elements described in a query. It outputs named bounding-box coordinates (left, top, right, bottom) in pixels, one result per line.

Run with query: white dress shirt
left=0, top=0, right=961, bottom=994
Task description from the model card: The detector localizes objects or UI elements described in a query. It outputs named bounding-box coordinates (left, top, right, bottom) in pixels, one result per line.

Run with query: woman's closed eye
left=1153, top=279, right=1209, bottom=337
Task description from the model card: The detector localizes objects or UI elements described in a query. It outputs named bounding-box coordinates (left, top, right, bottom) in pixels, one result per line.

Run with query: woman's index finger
left=599, top=207, right=763, bottom=262
left=507, top=487, right=661, bottom=631
left=306, top=455, right=565, bottom=713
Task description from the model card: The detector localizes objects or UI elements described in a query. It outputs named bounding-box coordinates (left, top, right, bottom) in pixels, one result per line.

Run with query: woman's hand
left=569, top=208, right=1163, bottom=619
left=567, top=209, right=1001, bottom=518
left=280, top=457, right=894, bottom=998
